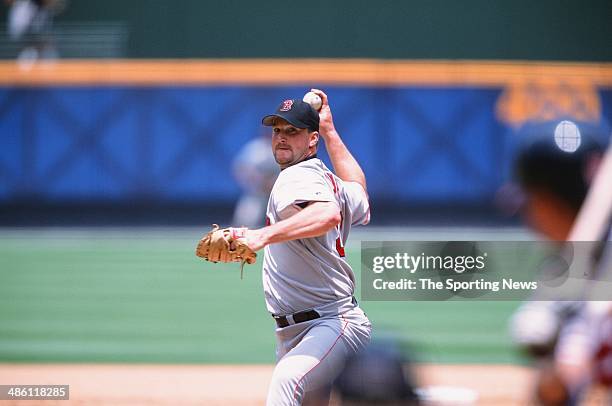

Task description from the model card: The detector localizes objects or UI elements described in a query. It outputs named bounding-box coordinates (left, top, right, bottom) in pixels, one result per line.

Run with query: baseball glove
left=195, top=224, right=257, bottom=278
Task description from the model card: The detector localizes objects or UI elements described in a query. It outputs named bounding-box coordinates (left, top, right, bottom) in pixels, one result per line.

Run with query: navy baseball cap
left=497, top=120, right=609, bottom=217
left=514, top=120, right=608, bottom=211
left=262, top=99, right=319, bottom=132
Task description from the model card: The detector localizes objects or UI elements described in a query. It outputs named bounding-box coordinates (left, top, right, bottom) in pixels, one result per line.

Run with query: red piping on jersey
left=335, top=238, right=346, bottom=257
left=326, top=173, right=338, bottom=194
left=292, top=315, right=349, bottom=402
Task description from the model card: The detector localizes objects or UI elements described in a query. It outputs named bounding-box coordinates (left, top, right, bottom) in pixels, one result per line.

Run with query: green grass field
left=0, top=228, right=523, bottom=364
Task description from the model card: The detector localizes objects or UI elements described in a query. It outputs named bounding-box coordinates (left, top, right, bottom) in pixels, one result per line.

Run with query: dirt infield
left=0, top=363, right=608, bottom=405
left=0, top=363, right=541, bottom=405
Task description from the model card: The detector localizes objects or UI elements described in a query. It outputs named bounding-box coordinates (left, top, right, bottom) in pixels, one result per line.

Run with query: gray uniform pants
left=266, top=299, right=371, bottom=406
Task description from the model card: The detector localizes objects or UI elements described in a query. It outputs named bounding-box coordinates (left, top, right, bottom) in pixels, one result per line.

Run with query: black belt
left=273, top=309, right=320, bottom=328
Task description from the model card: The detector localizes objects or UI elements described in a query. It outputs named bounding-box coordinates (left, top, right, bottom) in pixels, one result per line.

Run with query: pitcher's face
left=271, top=118, right=317, bottom=169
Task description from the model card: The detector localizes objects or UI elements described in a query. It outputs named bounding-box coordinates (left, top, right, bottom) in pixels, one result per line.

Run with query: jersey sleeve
left=343, top=181, right=371, bottom=226
left=273, top=167, right=337, bottom=215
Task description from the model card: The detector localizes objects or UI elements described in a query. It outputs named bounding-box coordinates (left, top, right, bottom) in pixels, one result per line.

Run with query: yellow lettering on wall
left=496, top=80, right=601, bottom=128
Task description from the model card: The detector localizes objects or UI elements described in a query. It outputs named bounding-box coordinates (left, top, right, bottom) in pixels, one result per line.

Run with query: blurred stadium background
left=0, top=1, right=611, bottom=404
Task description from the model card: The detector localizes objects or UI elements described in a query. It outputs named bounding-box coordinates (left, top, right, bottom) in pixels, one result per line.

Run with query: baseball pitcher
left=197, top=89, right=371, bottom=405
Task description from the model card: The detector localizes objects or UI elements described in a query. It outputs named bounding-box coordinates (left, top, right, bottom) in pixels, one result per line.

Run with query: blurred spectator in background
left=232, top=130, right=279, bottom=228
left=507, top=120, right=611, bottom=405
left=5, top=0, right=65, bottom=66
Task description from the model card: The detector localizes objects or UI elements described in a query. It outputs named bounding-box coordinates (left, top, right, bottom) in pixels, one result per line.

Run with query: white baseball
left=303, top=92, right=322, bottom=111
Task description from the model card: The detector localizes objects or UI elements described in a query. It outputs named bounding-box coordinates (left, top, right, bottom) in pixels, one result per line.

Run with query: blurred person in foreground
left=333, top=338, right=420, bottom=405
left=232, top=129, right=279, bottom=228
left=5, top=0, right=65, bottom=65
left=507, top=120, right=611, bottom=405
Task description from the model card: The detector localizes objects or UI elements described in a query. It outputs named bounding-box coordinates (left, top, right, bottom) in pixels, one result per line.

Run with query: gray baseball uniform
left=263, top=156, right=371, bottom=405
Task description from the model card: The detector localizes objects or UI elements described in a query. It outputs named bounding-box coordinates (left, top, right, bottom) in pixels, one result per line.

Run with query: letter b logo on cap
left=280, top=100, right=294, bottom=111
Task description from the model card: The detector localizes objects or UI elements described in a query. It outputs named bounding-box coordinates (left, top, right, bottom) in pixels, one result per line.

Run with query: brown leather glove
left=195, top=224, right=257, bottom=278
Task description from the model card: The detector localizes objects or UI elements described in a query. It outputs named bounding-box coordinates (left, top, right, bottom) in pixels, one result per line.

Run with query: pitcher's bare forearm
left=245, top=201, right=340, bottom=250
left=324, top=130, right=367, bottom=192
left=310, top=88, right=368, bottom=193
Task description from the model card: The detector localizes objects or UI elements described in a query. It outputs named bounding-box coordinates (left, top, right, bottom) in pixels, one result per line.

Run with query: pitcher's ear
left=310, top=131, right=319, bottom=147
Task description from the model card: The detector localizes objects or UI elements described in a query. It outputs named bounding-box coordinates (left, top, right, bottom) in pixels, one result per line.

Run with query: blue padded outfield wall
left=1, top=85, right=611, bottom=218
left=0, top=87, right=506, bottom=202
